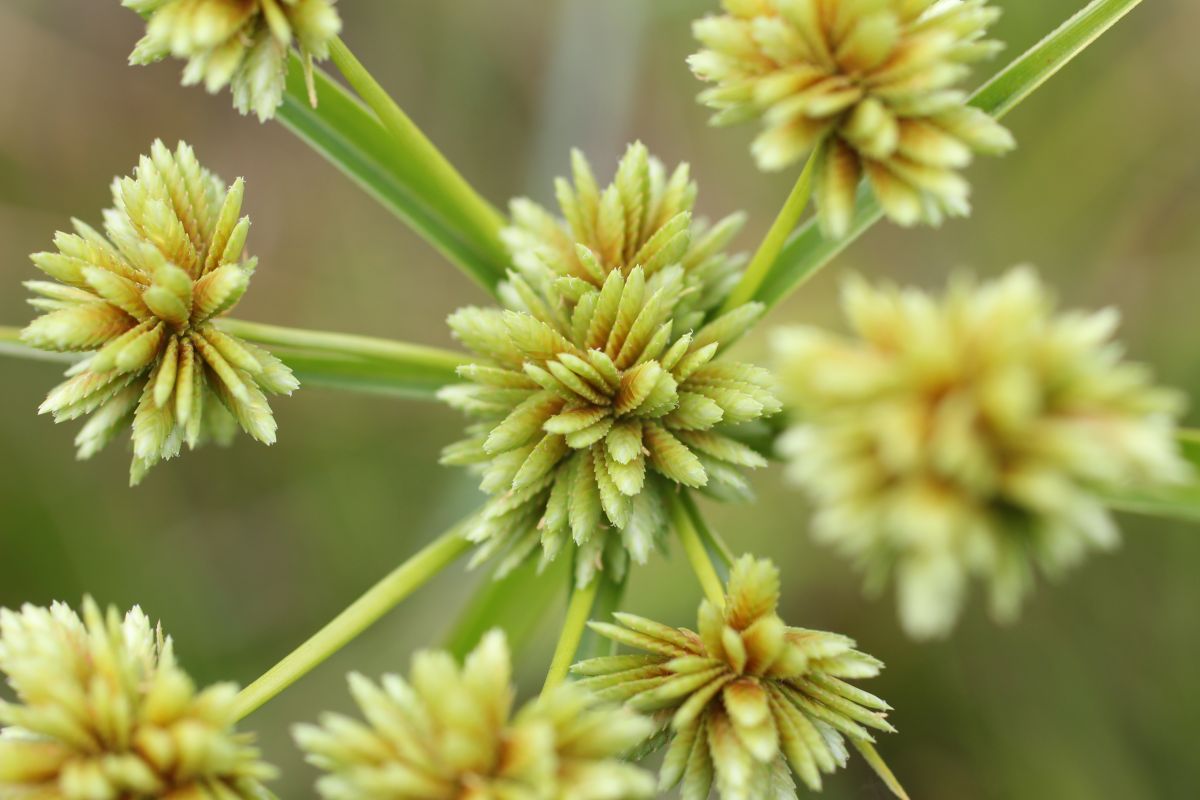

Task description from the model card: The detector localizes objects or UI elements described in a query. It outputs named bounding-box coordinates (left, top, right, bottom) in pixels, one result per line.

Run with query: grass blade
left=754, top=0, right=1144, bottom=310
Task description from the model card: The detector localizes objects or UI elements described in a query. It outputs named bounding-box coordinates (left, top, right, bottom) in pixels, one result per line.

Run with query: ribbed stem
left=542, top=577, right=600, bottom=692
left=234, top=522, right=473, bottom=719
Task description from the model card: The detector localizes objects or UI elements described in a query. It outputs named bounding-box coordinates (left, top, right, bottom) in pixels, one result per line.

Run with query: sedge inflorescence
left=21, top=140, right=298, bottom=485
left=125, top=0, right=342, bottom=121
left=573, top=556, right=895, bottom=800
left=294, top=630, right=655, bottom=800
left=441, top=143, right=782, bottom=586
left=0, top=598, right=275, bottom=799
left=689, top=0, right=1015, bottom=237
left=773, top=268, right=1189, bottom=637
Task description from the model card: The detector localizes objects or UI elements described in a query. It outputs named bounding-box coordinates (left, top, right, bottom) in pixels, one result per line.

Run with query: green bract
left=574, top=556, right=895, bottom=800
left=0, top=598, right=276, bottom=799
left=125, top=0, right=342, bottom=121
left=294, top=630, right=655, bottom=800
left=689, top=0, right=1015, bottom=237
left=773, top=267, right=1189, bottom=638
left=441, top=144, right=781, bottom=585
left=21, top=140, right=298, bottom=485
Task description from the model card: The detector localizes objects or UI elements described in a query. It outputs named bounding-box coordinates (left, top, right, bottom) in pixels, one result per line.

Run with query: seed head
left=22, top=140, right=298, bottom=485
left=0, top=598, right=276, bottom=799
left=294, top=630, right=655, bottom=800
left=773, top=268, right=1190, bottom=637
left=125, top=0, right=342, bottom=121
left=574, top=556, right=896, bottom=800
left=441, top=144, right=781, bottom=586
left=689, top=0, right=1015, bottom=237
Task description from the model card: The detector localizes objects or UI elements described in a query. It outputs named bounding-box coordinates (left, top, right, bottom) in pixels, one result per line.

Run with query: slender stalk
left=542, top=577, right=600, bottom=692
left=0, top=326, right=74, bottom=365
left=721, top=143, right=823, bottom=314
left=669, top=492, right=726, bottom=608
left=681, top=492, right=735, bottom=570
left=328, top=38, right=510, bottom=291
left=234, top=522, right=473, bottom=719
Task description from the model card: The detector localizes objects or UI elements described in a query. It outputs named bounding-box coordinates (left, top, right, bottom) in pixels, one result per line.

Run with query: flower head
left=574, top=556, right=896, bottom=799
left=294, top=630, right=655, bottom=800
left=441, top=144, right=781, bottom=586
left=125, top=0, right=342, bottom=121
left=773, top=268, right=1189, bottom=637
left=689, top=0, right=1015, bottom=237
left=0, top=598, right=275, bottom=799
left=21, top=140, right=298, bottom=485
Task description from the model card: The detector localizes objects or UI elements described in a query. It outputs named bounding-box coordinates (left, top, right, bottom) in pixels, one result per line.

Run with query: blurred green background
left=2, top=1, right=1198, bottom=797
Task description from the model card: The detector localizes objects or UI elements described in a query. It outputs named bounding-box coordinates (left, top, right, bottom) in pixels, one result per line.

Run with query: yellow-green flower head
left=773, top=268, right=1190, bottom=638
left=21, top=140, right=298, bottom=485
left=573, top=556, right=896, bottom=800
left=441, top=144, right=781, bottom=586
left=294, top=630, right=655, bottom=800
left=0, top=598, right=276, bottom=799
left=689, top=0, right=1015, bottom=237
left=125, top=0, right=342, bottom=121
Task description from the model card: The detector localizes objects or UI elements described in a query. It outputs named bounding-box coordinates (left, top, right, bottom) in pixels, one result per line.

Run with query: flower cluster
left=0, top=598, right=275, bottom=799
left=773, top=268, right=1189, bottom=637
left=21, top=140, right=298, bottom=485
left=574, top=556, right=896, bottom=799
left=689, top=0, right=1015, bottom=237
left=294, top=630, right=655, bottom=799
left=125, top=0, right=342, bottom=120
left=442, top=144, right=781, bottom=586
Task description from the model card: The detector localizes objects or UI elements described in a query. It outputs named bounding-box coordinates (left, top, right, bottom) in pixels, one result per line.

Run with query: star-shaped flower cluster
left=573, top=556, right=897, bottom=800
left=22, top=140, right=298, bottom=484
left=441, top=144, right=781, bottom=585
left=689, top=0, right=1015, bottom=236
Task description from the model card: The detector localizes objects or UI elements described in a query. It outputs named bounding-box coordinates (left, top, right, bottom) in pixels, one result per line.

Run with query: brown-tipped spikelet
left=773, top=268, right=1189, bottom=638
left=689, top=0, right=1015, bottom=237
left=0, top=598, right=276, bottom=799
left=441, top=143, right=781, bottom=586
left=573, top=556, right=899, bottom=800
left=294, top=630, right=655, bottom=800
left=22, top=140, right=298, bottom=485
left=125, top=0, right=342, bottom=121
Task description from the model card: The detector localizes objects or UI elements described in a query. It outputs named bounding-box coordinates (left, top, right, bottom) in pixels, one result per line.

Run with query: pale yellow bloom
left=22, top=140, right=298, bottom=485
left=689, top=0, right=1014, bottom=237
left=574, top=556, right=897, bottom=800
left=294, top=630, right=655, bottom=800
left=126, top=0, right=342, bottom=121
left=773, top=268, right=1189, bottom=637
left=0, top=598, right=276, bottom=799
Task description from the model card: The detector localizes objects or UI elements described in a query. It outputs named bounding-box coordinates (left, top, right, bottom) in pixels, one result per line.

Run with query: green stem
left=670, top=492, right=726, bottom=608
left=753, top=0, right=1145, bottom=311
left=681, top=492, right=735, bottom=571
left=542, top=577, right=600, bottom=692
left=0, top=326, right=73, bottom=365
left=327, top=38, right=509, bottom=292
left=233, top=523, right=473, bottom=719
left=721, top=142, right=823, bottom=314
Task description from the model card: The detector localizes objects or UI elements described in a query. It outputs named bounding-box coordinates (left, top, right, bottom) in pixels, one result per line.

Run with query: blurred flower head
left=294, top=630, right=655, bottom=800
left=689, top=0, right=1014, bottom=237
left=574, top=555, right=896, bottom=799
left=0, top=597, right=275, bottom=799
left=773, top=267, right=1189, bottom=637
left=21, top=140, right=298, bottom=485
left=125, top=0, right=342, bottom=121
left=441, top=144, right=780, bottom=586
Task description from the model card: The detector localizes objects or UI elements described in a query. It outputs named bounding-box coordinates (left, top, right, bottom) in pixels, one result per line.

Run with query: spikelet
left=689, top=0, right=1015, bottom=236
left=294, top=630, right=655, bottom=800
left=442, top=144, right=781, bottom=586
left=22, top=140, right=298, bottom=485
left=772, top=267, right=1189, bottom=638
left=573, top=556, right=900, bottom=800
left=0, top=598, right=276, bottom=799
left=125, top=0, right=342, bottom=121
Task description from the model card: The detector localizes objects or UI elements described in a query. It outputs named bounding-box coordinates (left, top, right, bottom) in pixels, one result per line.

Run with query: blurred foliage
left=1, top=1, right=1197, bottom=797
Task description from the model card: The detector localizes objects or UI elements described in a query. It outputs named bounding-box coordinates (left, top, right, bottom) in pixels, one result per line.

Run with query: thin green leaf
left=443, top=556, right=568, bottom=661
left=1102, top=431, right=1200, bottom=523
left=278, top=57, right=507, bottom=295
left=754, top=0, right=1144, bottom=310
left=575, top=570, right=629, bottom=661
